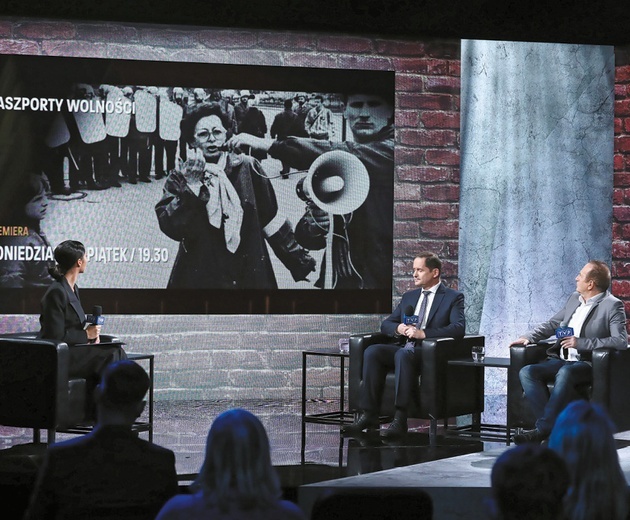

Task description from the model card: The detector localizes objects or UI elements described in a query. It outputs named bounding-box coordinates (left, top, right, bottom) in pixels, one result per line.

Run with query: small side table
left=446, top=356, right=512, bottom=444
left=301, top=348, right=353, bottom=464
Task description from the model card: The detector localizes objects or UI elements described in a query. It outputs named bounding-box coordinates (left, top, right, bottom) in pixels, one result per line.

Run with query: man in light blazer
left=343, top=252, right=465, bottom=438
left=510, top=260, right=628, bottom=444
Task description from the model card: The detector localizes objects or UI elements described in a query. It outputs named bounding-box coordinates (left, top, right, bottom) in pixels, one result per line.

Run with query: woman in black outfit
left=39, top=240, right=126, bottom=416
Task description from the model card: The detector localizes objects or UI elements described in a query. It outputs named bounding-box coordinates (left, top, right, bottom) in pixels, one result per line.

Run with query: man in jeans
left=510, top=260, right=628, bottom=444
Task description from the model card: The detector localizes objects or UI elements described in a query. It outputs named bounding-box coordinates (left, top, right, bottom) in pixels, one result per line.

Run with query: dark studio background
left=1, top=0, right=629, bottom=478
left=0, top=0, right=626, bottom=46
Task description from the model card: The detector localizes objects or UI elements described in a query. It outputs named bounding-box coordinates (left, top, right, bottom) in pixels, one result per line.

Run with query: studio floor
left=5, top=400, right=630, bottom=519
left=0, top=398, right=504, bottom=483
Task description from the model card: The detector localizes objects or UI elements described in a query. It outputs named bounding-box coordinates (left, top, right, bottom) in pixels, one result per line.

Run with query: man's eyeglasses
left=194, top=128, right=226, bottom=142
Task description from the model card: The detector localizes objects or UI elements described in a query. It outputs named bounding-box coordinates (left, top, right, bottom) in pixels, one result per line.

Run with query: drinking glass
left=472, top=345, right=485, bottom=362
left=338, top=338, right=350, bottom=354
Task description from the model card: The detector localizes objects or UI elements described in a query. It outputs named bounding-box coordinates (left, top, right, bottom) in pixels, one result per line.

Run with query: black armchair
left=0, top=333, right=124, bottom=444
left=508, top=344, right=630, bottom=433
left=348, top=333, right=485, bottom=445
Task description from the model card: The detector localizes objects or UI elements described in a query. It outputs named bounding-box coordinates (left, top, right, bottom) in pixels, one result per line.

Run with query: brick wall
left=0, top=19, right=462, bottom=290
left=2, top=19, right=625, bottom=444
left=393, top=42, right=461, bottom=290
left=0, top=18, right=461, bottom=403
left=614, top=47, right=630, bottom=318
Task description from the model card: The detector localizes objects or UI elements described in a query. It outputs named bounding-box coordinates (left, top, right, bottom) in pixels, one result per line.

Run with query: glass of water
left=472, top=345, right=485, bottom=363
left=338, top=338, right=350, bottom=354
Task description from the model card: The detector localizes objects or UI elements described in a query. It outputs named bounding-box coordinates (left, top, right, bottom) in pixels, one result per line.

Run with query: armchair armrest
left=0, top=337, right=71, bottom=429
left=349, top=333, right=390, bottom=381
left=507, top=343, right=549, bottom=429
left=72, top=335, right=125, bottom=348
left=97, top=335, right=124, bottom=345
left=419, top=335, right=485, bottom=417
left=591, top=346, right=630, bottom=431
left=421, top=335, right=485, bottom=364
left=509, top=343, right=548, bottom=370
left=348, top=332, right=394, bottom=412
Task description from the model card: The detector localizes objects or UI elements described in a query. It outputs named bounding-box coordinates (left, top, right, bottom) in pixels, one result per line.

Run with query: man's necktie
left=404, top=290, right=431, bottom=350
left=417, top=290, right=432, bottom=327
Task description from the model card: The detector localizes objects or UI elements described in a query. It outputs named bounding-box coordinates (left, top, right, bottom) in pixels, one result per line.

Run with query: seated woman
left=39, top=240, right=126, bottom=417
left=156, top=408, right=305, bottom=520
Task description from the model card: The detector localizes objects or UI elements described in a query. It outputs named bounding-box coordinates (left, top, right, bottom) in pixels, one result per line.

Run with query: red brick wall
left=393, top=42, right=461, bottom=293
left=0, top=19, right=463, bottom=300
left=614, top=48, right=630, bottom=318
left=2, top=20, right=624, bottom=312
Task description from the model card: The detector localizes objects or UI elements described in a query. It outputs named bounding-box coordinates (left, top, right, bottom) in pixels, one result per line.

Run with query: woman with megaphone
left=155, top=102, right=315, bottom=289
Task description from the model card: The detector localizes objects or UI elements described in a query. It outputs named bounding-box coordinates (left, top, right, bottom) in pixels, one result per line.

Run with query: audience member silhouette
left=548, top=400, right=630, bottom=520
left=25, top=360, right=178, bottom=520
left=155, top=408, right=305, bottom=520
left=488, top=444, right=569, bottom=520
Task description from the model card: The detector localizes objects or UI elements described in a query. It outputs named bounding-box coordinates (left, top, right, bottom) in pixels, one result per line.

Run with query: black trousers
left=359, top=342, right=421, bottom=413
left=69, top=344, right=127, bottom=419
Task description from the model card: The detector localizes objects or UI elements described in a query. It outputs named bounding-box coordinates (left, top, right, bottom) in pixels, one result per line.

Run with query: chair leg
left=32, top=428, right=41, bottom=444
left=429, top=416, right=437, bottom=447
left=473, top=412, right=481, bottom=432
left=47, top=429, right=56, bottom=445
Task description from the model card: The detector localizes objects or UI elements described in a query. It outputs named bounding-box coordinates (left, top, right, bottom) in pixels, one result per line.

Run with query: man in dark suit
left=25, top=360, right=178, bottom=520
left=343, top=252, right=466, bottom=438
left=510, top=260, right=628, bottom=444
left=270, top=98, right=298, bottom=178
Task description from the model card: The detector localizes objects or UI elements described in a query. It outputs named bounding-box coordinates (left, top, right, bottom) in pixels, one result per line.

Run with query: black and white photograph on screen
left=0, top=55, right=394, bottom=293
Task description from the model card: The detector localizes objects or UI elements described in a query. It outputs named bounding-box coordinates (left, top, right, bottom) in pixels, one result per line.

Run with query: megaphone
left=296, top=150, right=370, bottom=215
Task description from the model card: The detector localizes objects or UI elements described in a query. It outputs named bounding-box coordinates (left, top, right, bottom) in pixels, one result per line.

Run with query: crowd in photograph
left=43, top=87, right=342, bottom=195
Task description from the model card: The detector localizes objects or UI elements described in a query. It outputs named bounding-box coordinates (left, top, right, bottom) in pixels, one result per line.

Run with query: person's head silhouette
left=94, top=360, right=149, bottom=425
left=193, top=408, right=281, bottom=511
left=549, top=400, right=629, bottom=520
left=489, top=443, right=569, bottom=520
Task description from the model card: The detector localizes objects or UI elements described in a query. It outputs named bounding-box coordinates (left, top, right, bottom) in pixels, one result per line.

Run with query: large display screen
left=0, top=54, right=394, bottom=313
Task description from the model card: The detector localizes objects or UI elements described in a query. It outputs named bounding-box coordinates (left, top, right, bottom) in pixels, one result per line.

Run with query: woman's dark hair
left=180, top=102, right=232, bottom=145
left=548, top=400, right=629, bottom=520
left=48, top=240, right=85, bottom=280
left=192, top=408, right=281, bottom=512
